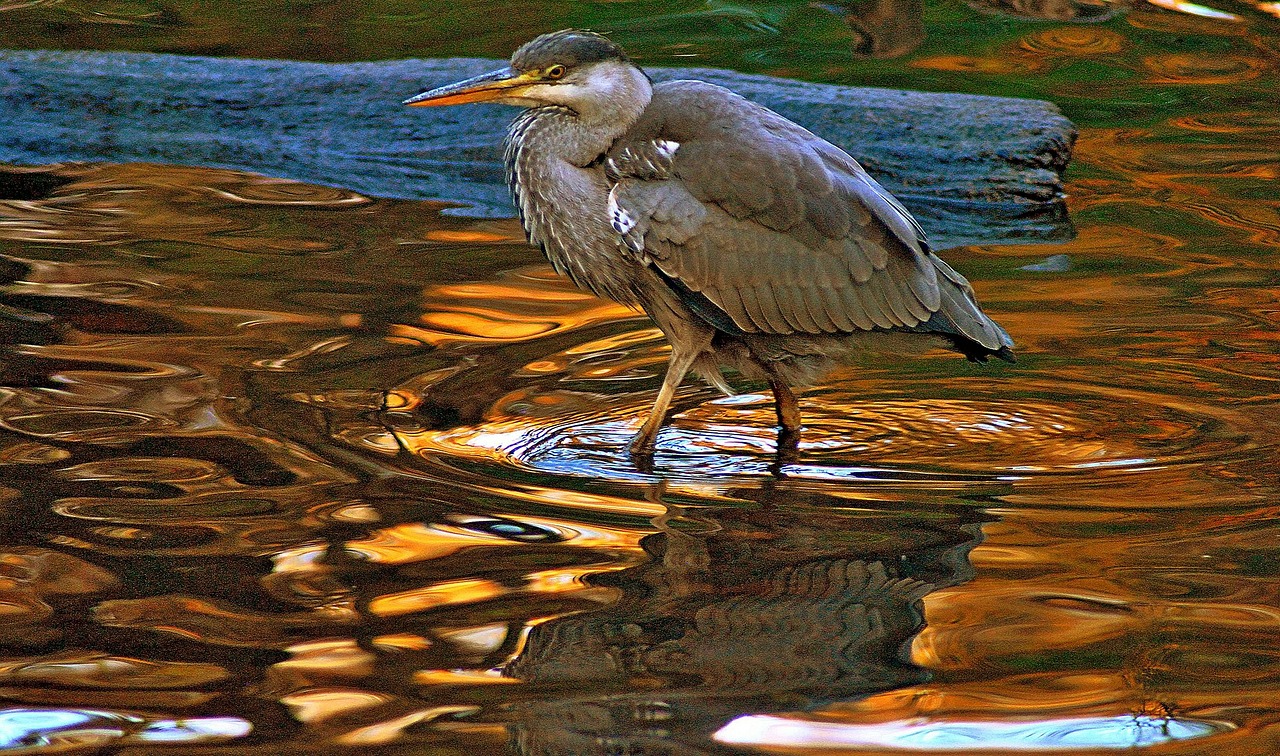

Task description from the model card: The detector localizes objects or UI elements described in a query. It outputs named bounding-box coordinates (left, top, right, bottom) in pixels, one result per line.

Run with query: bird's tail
left=922, top=256, right=1016, bottom=363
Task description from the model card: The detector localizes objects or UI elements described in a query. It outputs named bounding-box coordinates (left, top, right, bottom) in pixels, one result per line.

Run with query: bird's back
left=606, top=80, right=1014, bottom=363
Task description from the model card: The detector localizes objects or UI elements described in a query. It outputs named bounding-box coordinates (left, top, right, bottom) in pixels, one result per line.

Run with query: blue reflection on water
left=0, top=709, right=123, bottom=749
left=0, top=707, right=251, bottom=749
left=135, top=716, right=253, bottom=742
left=715, top=714, right=1230, bottom=750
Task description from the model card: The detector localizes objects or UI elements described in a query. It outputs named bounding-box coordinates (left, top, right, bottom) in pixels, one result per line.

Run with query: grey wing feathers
left=608, top=80, right=1013, bottom=356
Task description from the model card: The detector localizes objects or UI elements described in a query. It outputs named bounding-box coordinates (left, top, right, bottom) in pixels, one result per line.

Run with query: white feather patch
left=654, top=139, right=680, bottom=161
left=607, top=185, right=636, bottom=236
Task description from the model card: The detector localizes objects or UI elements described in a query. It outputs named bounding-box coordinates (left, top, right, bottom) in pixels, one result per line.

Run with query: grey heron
left=405, top=30, right=1014, bottom=456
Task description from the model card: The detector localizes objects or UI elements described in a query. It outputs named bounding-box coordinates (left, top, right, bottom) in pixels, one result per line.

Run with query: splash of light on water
left=714, top=714, right=1230, bottom=751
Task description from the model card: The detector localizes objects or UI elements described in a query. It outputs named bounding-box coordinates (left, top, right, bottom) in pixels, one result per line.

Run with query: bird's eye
left=546, top=65, right=567, bottom=79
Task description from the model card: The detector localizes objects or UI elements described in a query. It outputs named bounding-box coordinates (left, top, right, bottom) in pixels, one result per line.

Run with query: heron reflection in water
left=405, top=30, right=1013, bottom=456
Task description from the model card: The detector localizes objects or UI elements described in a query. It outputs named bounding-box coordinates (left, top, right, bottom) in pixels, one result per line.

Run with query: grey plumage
left=405, top=29, right=1014, bottom=455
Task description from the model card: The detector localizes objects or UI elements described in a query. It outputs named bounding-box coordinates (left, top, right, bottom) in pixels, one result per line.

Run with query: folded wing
left=607, top=80, right=1012, bottom=357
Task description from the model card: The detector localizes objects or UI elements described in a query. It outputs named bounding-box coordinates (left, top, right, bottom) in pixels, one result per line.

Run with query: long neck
left=503, top=72, right=652, bottom=305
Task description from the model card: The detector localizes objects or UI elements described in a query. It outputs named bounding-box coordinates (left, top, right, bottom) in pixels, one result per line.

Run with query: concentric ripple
left=390, top=375, right=1261, bottom=488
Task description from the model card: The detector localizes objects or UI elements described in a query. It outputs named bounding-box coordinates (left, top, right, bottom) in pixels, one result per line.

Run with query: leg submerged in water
left=768, top=374, right=802, bottom=464
left=630, top=345, right=703, bottom=456
left=768, top=376, right=802, bottom=436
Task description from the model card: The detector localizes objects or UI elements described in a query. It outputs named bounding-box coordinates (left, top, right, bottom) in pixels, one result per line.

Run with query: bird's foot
left=628, top=431, right=658, bottom=473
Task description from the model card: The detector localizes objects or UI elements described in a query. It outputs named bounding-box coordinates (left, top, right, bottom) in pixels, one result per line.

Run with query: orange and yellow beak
left=403, top=67, right=534, bottom=107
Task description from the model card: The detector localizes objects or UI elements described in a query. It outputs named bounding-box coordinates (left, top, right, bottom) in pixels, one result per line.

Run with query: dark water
left=1, top=0, right=1280, bottom=753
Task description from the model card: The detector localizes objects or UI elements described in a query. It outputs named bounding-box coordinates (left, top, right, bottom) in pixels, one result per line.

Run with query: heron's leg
left=768, top=377, right=802, bottom=435
left=630, top=346, right=702, bottom=455
left=769, top=377, right=803, bottom=466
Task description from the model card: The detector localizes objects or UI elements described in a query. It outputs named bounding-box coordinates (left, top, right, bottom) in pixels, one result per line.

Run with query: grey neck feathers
left=502, top=64, right=653, bottom=305
left=506, top=77, right=655, bottom=310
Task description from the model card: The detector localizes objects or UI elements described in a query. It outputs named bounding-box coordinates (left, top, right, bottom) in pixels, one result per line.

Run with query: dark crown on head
left=512, top=30, right=628, bottom=72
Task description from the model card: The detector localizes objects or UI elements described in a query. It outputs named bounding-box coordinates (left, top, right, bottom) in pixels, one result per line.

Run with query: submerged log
left=0, top=50, right=1076, bottom=249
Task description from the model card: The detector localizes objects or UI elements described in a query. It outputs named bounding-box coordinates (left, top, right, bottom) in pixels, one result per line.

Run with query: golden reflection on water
left=0, top=148, right=1276, bottom=752
left=398, top=266, right=641, bottom=348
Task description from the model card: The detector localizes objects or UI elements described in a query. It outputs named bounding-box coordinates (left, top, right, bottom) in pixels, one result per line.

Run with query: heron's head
left=404, top=30, right=651, bottom=123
